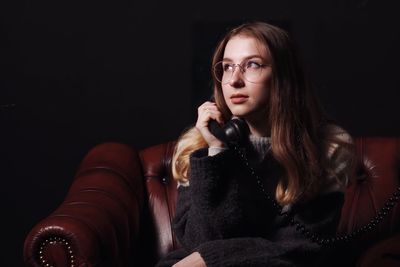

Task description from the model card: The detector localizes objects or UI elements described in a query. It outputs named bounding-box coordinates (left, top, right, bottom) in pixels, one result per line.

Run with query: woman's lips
left=230, top=94, right=248, bottom=104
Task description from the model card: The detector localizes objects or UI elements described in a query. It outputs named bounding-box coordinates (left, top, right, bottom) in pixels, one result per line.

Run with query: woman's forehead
left=223, top=35, right=270, bottom=62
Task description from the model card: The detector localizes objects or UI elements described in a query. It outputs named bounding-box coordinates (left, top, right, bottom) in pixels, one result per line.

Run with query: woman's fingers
left=198, top=102, right=224, bottom=125
left=196, top=101, right=225, bottom=147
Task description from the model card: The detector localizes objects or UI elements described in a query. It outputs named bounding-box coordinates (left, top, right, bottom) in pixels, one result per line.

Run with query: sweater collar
left=247, top=135, right=272, bottom=163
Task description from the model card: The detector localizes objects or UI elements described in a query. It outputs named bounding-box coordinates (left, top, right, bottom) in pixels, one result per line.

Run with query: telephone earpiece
left=208, top=118, right=250, bottom=146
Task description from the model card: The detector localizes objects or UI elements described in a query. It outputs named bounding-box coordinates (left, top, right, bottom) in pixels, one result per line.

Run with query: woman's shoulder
left=324, top=124, right=353, bottom=143
left=322, top=124, right=354, bottom=159
left=319, top=124, right=356, bottom=194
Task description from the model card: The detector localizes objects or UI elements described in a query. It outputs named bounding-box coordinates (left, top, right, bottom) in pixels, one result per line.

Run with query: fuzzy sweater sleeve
left=173, top=148, right=244, bottom=250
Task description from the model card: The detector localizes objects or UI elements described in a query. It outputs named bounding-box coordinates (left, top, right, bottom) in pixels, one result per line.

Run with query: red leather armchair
left=23, top=138, right=400, bottom=267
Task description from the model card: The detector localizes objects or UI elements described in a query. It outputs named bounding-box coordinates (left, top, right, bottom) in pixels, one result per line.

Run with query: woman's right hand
left=195, top=101, right=225, bottom=148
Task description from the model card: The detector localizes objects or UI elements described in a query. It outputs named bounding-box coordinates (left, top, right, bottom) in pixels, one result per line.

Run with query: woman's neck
left=248, top=123, right=270, bottom=137
left=244, top=111, right=270, bottom=137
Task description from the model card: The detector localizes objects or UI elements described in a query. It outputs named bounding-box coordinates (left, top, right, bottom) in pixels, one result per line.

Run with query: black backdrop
left=1, top=0, right=399, bottom=266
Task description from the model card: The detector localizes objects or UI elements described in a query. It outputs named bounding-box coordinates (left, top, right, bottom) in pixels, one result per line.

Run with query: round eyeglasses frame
left=213, top=60, right=271, bottom=84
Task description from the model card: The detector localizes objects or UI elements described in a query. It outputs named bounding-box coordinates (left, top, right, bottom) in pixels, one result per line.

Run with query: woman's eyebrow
left=222, top=55, right=264, bottom=62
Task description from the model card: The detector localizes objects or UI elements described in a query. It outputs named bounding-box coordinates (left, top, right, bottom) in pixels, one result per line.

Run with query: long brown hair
left=172, top=21, right=352, bottom=205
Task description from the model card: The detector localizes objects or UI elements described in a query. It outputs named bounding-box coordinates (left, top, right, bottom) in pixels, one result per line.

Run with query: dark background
left=1, top=0, right=399, bottom=266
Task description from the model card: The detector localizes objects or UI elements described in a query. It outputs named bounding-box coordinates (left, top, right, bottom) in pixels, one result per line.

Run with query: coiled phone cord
left=232, top=145, right=400, bottom=246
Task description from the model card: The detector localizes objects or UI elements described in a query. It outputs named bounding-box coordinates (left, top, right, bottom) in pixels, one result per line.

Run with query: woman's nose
left=228, top=68, right=245, bottom=87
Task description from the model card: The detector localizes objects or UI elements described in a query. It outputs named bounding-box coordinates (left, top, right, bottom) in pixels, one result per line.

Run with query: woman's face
left=221, top=35, right=272, bottom=121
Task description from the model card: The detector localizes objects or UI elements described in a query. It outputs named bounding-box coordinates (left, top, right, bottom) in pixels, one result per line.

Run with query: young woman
left=157, top=21, right=355, bottom=267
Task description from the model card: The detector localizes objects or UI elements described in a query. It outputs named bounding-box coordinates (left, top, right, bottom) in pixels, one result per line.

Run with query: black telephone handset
left=208, top=118, right=250, bottom=147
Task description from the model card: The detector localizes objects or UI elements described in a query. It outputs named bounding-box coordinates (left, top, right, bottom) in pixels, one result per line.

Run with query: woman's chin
left=230, top=108, right=253, bottom=118
left=230, top=107, right=268, bottom=122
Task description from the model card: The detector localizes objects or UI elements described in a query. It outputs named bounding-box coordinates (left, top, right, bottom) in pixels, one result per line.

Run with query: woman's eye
left=223, top=64, right=234, bottom=72
left=246, top=61, right=262, bottom=69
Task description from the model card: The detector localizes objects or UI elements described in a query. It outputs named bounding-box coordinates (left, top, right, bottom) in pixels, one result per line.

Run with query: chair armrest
left=23, top=142, right=145, bottom=267
left=357, top=233, right=400, bottom=267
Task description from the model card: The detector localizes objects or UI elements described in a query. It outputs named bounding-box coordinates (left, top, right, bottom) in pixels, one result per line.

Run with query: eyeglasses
left=213, top=59, right=271, bottom=84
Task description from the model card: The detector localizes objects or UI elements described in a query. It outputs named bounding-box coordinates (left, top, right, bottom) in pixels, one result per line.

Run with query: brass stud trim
left=37, top=236, right=75, bottom=267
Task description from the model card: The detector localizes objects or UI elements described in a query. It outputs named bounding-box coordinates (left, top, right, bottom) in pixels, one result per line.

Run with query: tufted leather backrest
left=138, top=138, right=400, bottom=263
left=338, top=138, right=400, bottom=245
left=139, top=141, right=179, bottom=262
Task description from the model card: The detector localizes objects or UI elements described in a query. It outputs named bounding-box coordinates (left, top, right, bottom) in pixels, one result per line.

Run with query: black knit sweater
left=157, top=132, right=351, bottom=267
